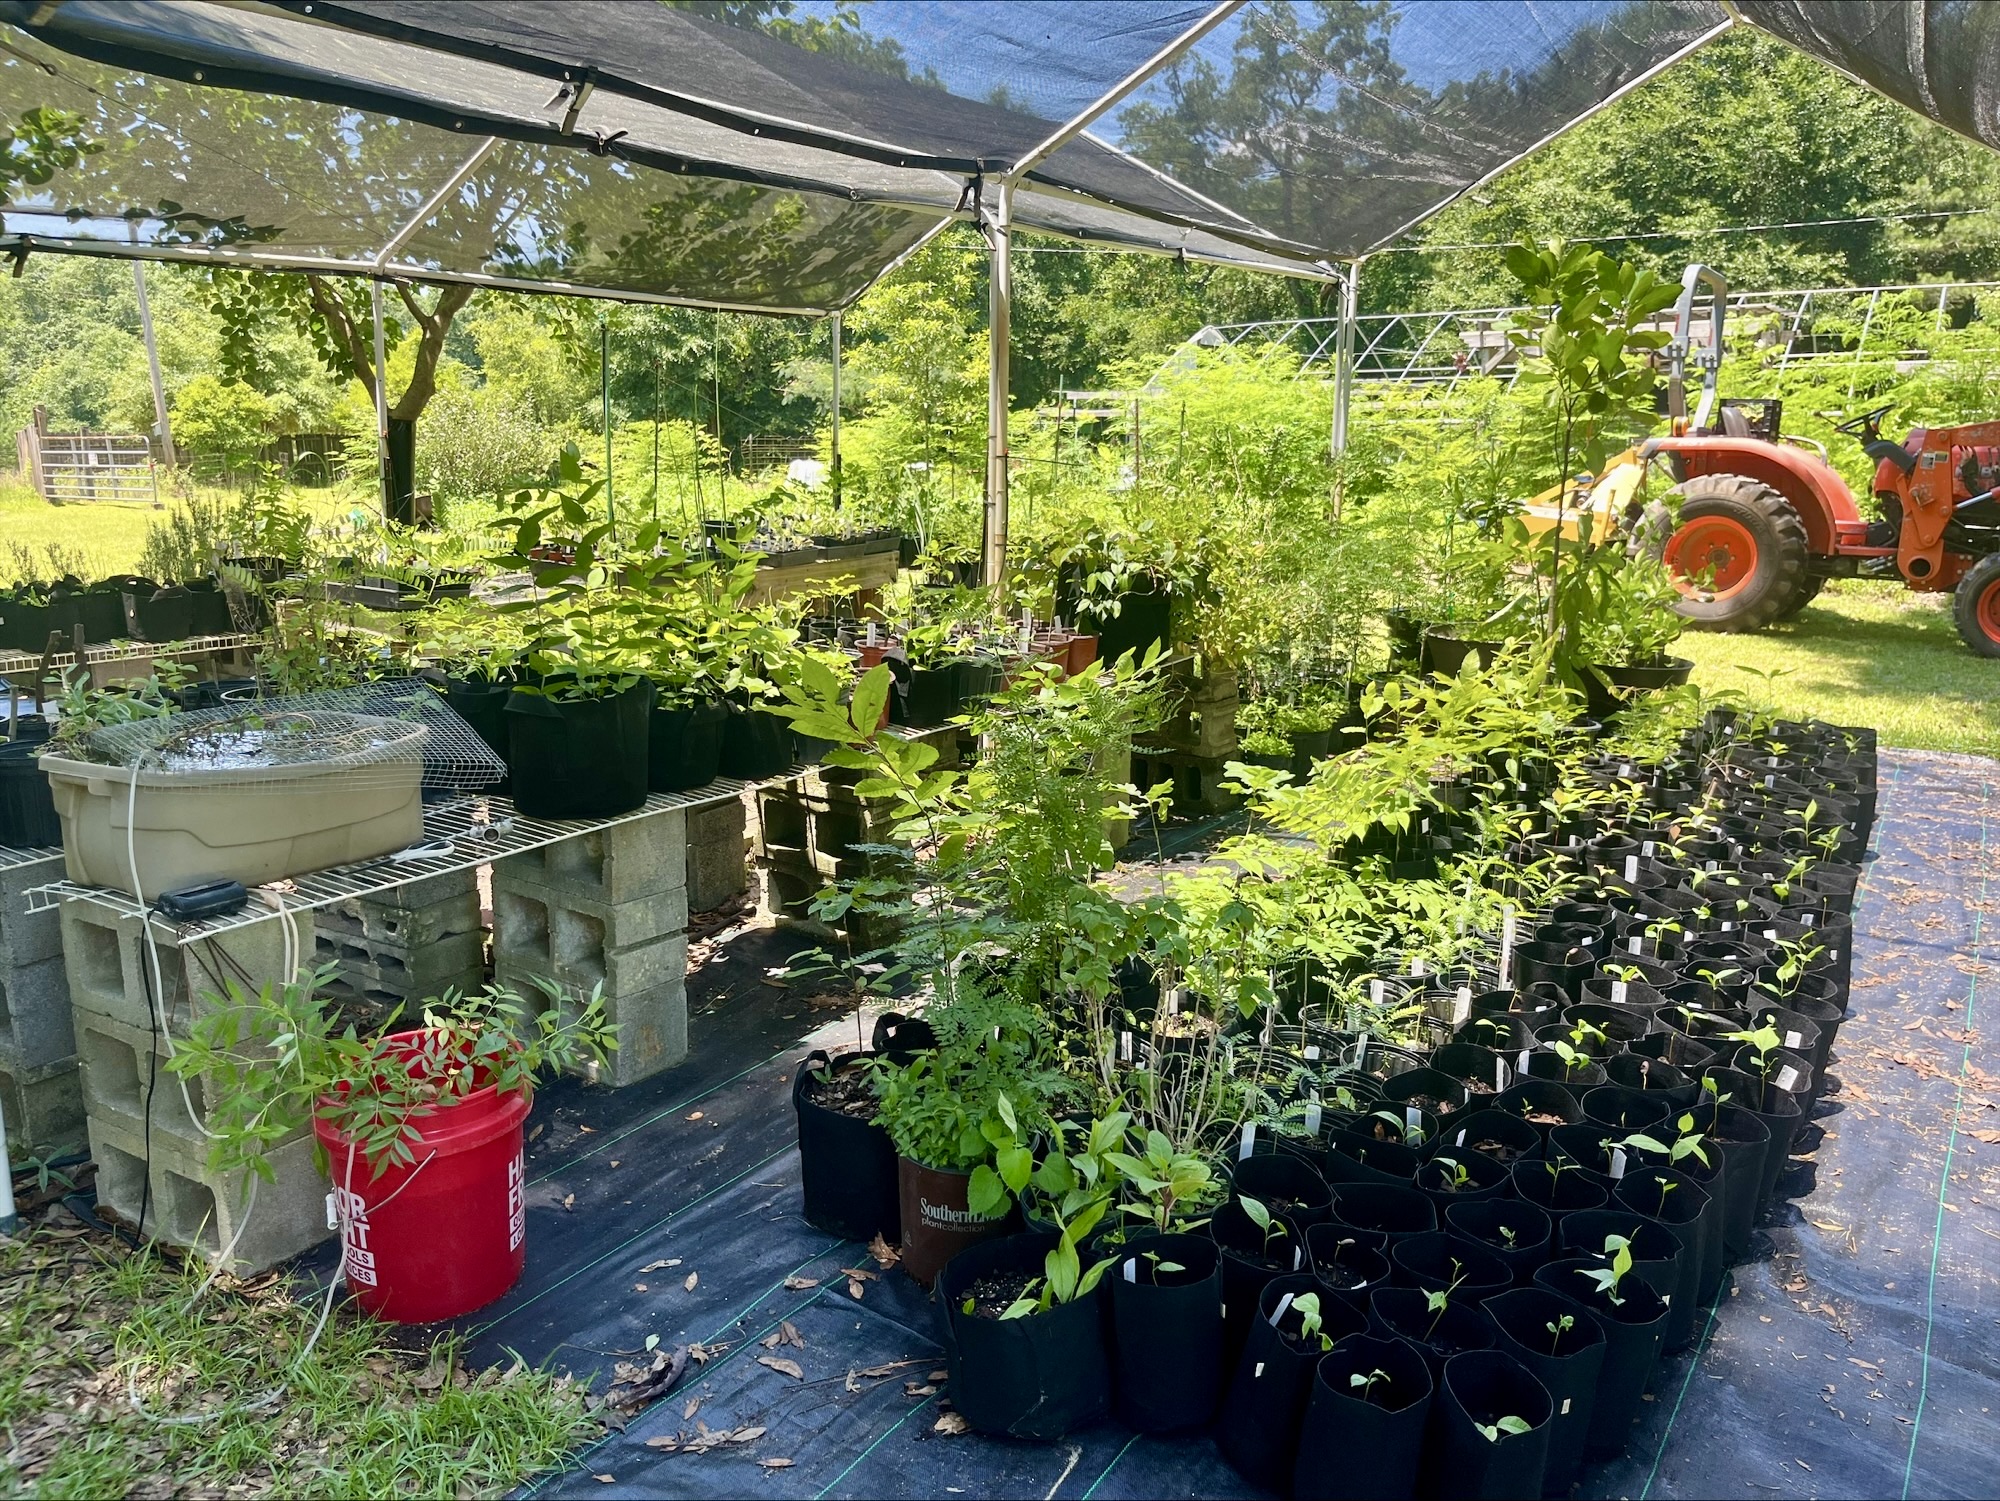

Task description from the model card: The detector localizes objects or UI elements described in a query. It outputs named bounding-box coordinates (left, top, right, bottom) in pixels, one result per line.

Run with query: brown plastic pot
left=896, top=1156, right=1013, bottom=1287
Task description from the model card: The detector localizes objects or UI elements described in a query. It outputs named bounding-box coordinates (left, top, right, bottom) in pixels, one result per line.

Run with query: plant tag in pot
left=1119, top=1030, right=1133, bottom=1063
left=1304, top=1045, right=1320, bottom=1062
left=1765, top=929, right=1779, bottom=942
left=1629, top=937, right=1642, bottom=955
left=1271, top=1292, right=1295, bottom=1325
left=1454, top=987, right=1471, bottom=1023
left=1494, top=1058, right=1510, bottom=1090
left=1239, top=1122, right=1256, bottom=1161
left=1706, top=860, right=1719, bottom=872
left=1410, top=956, right=1426, bottom=977
left=1516, top=1049, right=1530, bottom=1079
left=1612, top=980, right=1628, bottom=1004
left=1625, top=855, right=1640, bottom=883
left=1499, top=907, right=1517, bottom=985
left=1609, top=1148, right=1627, bottom=1180
left=1777, top=1065, right=1801, bottom=1093
left=1356, top=1034, right=1369, bottom=1066
left=1642, top=840, right=1656, bottom=856
left=1305, top=1098, right=1323, bottom=1136
left=1405, top=1106, right=1419, bottom=1133
left=1370, top=979, right=1386, bottom=1006
left=1562, top=1398, right=1572, bottom=1414
left=1721, top=920, right=1734, bottom=932
left=1293, top=1245, right=1303, bottom=1270
left=1124, top=1259, right=1138, bottom=1283
left=1456, top=1128, right=1468, bottom=1147
left=1784, top=1030, right=1802, bottom=1050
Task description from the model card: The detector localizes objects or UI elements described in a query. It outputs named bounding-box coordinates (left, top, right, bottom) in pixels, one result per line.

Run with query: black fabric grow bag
left=126, top=583, right=194, bottom=643
left=719, top=699, right=792, bottom=780
left=937, top=1232, right=1109, bottom=1440
left=793, top=1050, right=897, bottom=1244
left=442, top=674, right=513, bottom=792
left=1107, top=1233, right=1226, bottom=1433
left=0, top=735, right=59, bottom=848
left=1533, top=1258, right=1668, bottom=1458
left=1435, top=1349, right=1555, bottom=1501
left=1292, top=1333, right=1434, bottom=1501
left=1217, top=1273, right=1338, bottom=1491
left=649, top=698, right=726, bottom=792
left=1485, top=1286, right=1607, bottom=1496
left=504, top=677, right=653, bottom=819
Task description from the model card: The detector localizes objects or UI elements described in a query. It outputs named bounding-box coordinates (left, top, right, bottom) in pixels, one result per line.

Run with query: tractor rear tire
left=1663, top=475, right=1812, bottom=632
left=1954, top=552, right=2000, bottom=658
left=1774, top=574, right=1825, bottom=621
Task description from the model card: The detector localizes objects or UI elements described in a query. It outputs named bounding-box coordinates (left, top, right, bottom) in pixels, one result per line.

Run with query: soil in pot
left=1488, top=1081, right=1583, bottom=1137
left=793, top=1050, right=897, bottom=1244
left=897, top=1156, right=1014, bottom=1288
left=1291, top=1332, right=1434, bottom=1501
left=1306, top=1223, right=1391, bottom=1314
left=649, top=697, right=726, bottom=792
left=1431, top=1108, right=1543, bottom=1165
left=1484, top=1287, right=1607, bottom=1496
left=1216, top=1273, right=1327, bottom=1490
left=1108, top=1233, right=1226, bottom=1432
left=1435, top=1349, right=1555, bottom=1501
left=505, top=678, right=654, bottom=819
left=1414, top=1147, right=1511, bottom=1208
left=939, top=1231, right=1110, bottom=1439
left=1533, top=1258, right=1669, bottom=1459
left=1444, top=1198, right=1553, bottom=1288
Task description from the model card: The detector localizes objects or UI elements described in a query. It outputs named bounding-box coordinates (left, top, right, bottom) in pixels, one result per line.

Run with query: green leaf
left=966, top=1164, right=1006, bottom=1217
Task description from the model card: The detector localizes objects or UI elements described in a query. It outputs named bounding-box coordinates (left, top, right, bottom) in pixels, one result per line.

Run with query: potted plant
left=1290, top=1331, right=1434, bottom=1501
left=1433, top=1350, right=1555, bottom=1501
left=1532, top=1234, right=1668, bottom=1459
left=1217, top=1274, right=1354, bottom=1492
left=1483, top=1288, right=1606, bottom=1496
left=166, top=967, right=614, bottom=1322
left=415, top=598, right=527, bottom=791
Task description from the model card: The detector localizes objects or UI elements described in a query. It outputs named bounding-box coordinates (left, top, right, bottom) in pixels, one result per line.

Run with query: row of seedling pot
left=790, top=716, right=1870, bottom=1495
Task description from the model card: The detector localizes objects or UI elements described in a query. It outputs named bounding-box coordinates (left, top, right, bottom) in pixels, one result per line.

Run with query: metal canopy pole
left=830, top=311, right=843, bottom=506
left=981, top=180, right=1013, bottom=590
left=131, top=259, right=176, bottom=471
left=371, top=279, right=389, bottom=514
left=1331, top=259, right=1360, bottom=457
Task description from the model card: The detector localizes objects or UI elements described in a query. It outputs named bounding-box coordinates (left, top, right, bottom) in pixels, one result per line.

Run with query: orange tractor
left=1595, top=265, right=2000, bottom=656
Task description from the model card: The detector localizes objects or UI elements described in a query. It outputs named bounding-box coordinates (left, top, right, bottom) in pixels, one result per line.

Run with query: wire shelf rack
left=26, top=777, right=767, bottom=938
left=0, top=632, right=261, bottom=679
left=0, top=843, right=62, bottom=874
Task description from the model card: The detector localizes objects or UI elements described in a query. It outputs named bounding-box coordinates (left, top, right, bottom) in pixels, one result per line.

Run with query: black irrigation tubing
left=526, top=1041, right=813, bottom=1188
left=1900, top=769, right=1992, bottom=1499
left=1635, top=754, right=1900, bottom=1501
left=522, top=1256, right=847, bottom=1497
left=473, top=1142, right=801, bottom=1332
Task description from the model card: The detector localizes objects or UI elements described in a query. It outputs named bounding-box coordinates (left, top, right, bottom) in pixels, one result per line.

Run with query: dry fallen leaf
left=641, top=1258, right=683, bottom=1273
left=868, top=1233, right=901, bottom=1269
left=779, top=1321, right=803, bottom=1349
left=684, top=1272, right=699, bottom=1292
left=643, top=1436, right=678, bottom=1451
left=683, top=1396, right=702, bottom=1420
left=933, top=1412, right=969, bottom=1436
left=731, top=1426, right=767, bottom=1443
left=610, top=1160, right=621, bottom=1168
left=592, top=1474, right=616, bottom=1484
left=563, top=1193, right=576, bottom=1212
left=782, top=1275, right=819, bottom=1291
left=634, top=1283, right=648, bottom=1293
left=929, top=1370, right=948, bottom=1383
left=687, top=1111, right=704, bottom=1121
left=760, top=1458, right=795, bottom=1471
left=757, top=1356, right=804, bottom=1380
left=847, top=1277, right=865, bottom=1300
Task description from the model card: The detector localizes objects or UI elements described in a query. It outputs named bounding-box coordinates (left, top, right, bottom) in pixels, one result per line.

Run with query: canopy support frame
left=981, top=178, right=1013, bottom=590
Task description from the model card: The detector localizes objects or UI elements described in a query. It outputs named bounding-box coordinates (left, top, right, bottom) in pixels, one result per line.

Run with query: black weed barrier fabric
left=293, top=750, right=1994, bottom=1499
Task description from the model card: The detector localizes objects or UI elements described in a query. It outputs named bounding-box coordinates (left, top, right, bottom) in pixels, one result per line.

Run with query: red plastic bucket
left=315, top=1030, right=533, bottom=1324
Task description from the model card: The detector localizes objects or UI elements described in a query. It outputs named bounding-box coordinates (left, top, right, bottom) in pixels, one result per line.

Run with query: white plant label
left=1562, top=1399, right=1573, bottom=1415
left=1271, top=1290, right=1296, bottom=1329
left=1304, top=1045, right=1321, bottom=1062
left=1721, top=920, right=1734, bottom=932
left=1454, top=987, right=1472, bottom=1023
left=1411, top=957, right=1426, bottom=977
left=1642, top=840, right=1656, bottom=857
left=1357, top=1033, right=1370, bottom=1067
left=1765, top=929, right=1779, bottom=942
left=1305, top=1099, right=1323, bottom=1136
left=1612, top=980, right=1629, bottom=1004
left=1405, top=1106, right=1420, bottom=1133
left=1239, top=1122, right=1257, bottom=1161
left=1784, top=1030, right=1802, bottom=1050
left=1609, top=1148, right=1627, bottom=1181
left=1777, top=1065, right=1801, bottom=1093
left=1293, top=1246, right=1303, bottom=1270
left=1625, top=855, right=1640, bottom=882
left=1516, top=1048, right=1531, bottom=1079
left=1629, top=937, right=1643, bottom=955
left=1370, top=979, right=1386, bottom=1006
left=865, top=621, right=878, bottom=646
left=1119, top=1031, right=1133, bottom=1063
left=1124, top=1259, right=1138, bottom=1283
left=1456, top=1128, right=1469, bottom=1147
left=1707, top=860, right=1719, bottom=872
left=1499, top=907, right=1518, bottom=987
left=1253, top=1361, right=1265, bottom=1378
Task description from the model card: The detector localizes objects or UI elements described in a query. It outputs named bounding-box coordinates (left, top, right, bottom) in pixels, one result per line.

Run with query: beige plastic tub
left=41, top=715, right=427, bottom=900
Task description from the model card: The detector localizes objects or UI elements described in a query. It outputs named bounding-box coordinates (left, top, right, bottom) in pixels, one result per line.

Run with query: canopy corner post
left=1331, top=258, right=1361, bottom=460
left=830, top=310, right=843, bottom=507
left=981, top=179, right=1014, bottom=591
left=371, top=279, right=390, bottom=517
left=131, top=259, right=176, bottom=472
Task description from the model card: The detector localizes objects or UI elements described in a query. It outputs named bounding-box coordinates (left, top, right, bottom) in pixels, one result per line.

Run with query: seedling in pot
left=1350, top=1368, right=1392, bottom=1406
left=1498, top=1224, right=1520, bottom=1250
left=1476, top=1416, right=1534, bottom=1442
left=1240, top=1195, right=1291, bottom=1267
left=1425, top=1261, right=1470, bottom=1341
left=1291, top=1291, right=1336, bottom=1352
left=1567, top=1018, right=1608, bottom=1051
left=1759, top=933, right=1826, bottom=1003
left=1372, top=1108, right=1426, bottom=1147
left=1726, top=1023, right=1787, bottom=1109
left=1107, top=1127, right=1219, bottom=1236
left=1549, top=1040, right=1593, bottom=1078
left=1577, top=1234, right=1635, bottom=1306
left=1547, top=1312, right=1575, bottom=1354
left=1138, top=1249, right=1186, bottom=1284
left=1433, top=1155, right=1476, bottom=1193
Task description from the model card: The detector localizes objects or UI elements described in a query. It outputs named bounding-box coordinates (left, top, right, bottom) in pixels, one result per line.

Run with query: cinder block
left=75, top=1010, right=308, bottom=1156
left=87, top=1111, right=331, bottom=1274
left=312, top=928, right=487, bottom=991
left=491, top=871, right=687, bottom=963
left=0, top=1056, right=85, bottom=1158
left=0, top=853, right=64, bottom=968
left=500, top=809, right=687, bottom=904
left=523, top=974, right=688, bottom=1086
left=316, top=886, right=481, bottom=949
left=319, top=967, right=487, bottom=1019
left=0, top=953, right=77, bottom=1070
left=343, top=868, right=478, bottom=912
left=60, top=900, right=291, bottom=1035
left=496, top=930, right=687, bottom=1001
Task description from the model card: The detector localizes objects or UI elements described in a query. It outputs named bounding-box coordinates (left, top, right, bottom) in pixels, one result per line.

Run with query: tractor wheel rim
left=1666, top=516, right=1759, bottom=600
left=1979, top=577, right=2000, bottom=643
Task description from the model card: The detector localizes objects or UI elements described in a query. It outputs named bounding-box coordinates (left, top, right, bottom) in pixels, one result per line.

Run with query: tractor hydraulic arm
left=1895, top=422, right=2000, bottom=581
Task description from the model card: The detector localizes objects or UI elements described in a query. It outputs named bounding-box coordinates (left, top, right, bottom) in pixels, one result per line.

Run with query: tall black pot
left=938, top=1232, right=1110, bottom=1440
left=649, top=697, right=727, bottom=792
left=1614, top=1168, right=1717, bottom=1353
left=442, top=673, right=513, bottom=793
left=720, top=699, right=793, bottom=780
left=1532, top=1259, right=1668, bottom=1459
left=1217, top=1273, right=1339, bottom=1491
left=1485, top=1286, right=1607, bottom=1496
left=1444, top=1198, right=1554, bottom=1288
left=1108, top=1233, right=1226, bottom=1433
left=1435, top=1350, right=1555, bottom=1501
left=1291, top=1333, right=1434, bottom=1501
left=792, top=1050, right=897, bottom=1243
left=0, top=733, right=59, bottom=848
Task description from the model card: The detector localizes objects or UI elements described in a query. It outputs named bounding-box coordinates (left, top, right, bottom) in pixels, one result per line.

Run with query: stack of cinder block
left=493, top=807, right=691, bottom=1085
left=0, top=852, right=84, bottom=1162
left=1133, top=659, right=1241, bottom=816
left=63, top=902, right=329, bottom=1271
left=313, top=869, right=486, bottom=1015
left=755, top=765, right=903, bottom=950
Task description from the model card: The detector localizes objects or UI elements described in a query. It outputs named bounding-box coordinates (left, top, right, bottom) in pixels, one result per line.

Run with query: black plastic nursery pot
left=1107, top=1233, right=1226, bottom=1433
left=649, top=697, right=727, bottom=792
left=1487, top=1081, right=1583, bottom=1138
left=1305, top=1223, right=1392, bottom=1315
left=898, top=1156, right=1014, bottom=1288
left=1444, top=1198, right=1553, bottom=1288
left=792, top=1050, right=898, bottom=1244
left=1367, top=1285, right=1496, bottom=1382
left=1705, top=1065, right=1802, bottom=1219
left=442, top=674, right=514, bottom=793
left=184, top=578, right=235, bottom=636
left=1414, top=1147, right=1511, bottom=1209
left=1421, top=630, right=1501, bottom=677
left=1291, top=1333, right=1434, bottom=1501
left=1321, top=1126, right=1421, bottom=1186
left=1703, top=1100, right=1774, bottom=1262
left=1558, top=1210, right=1684, bottom=1336
left=1436, top=1108, right=1545, bottom=1166
left=0, top=733, right=59, bottom=848
left=938, top=1231, right=1110, bottom=1440
left=1217, top=1273, right=1349, bottom=1491
left=504, top=677, right=654, bottom=819
left=1485, top=1286, right=1607, bottom=1497
left=719, top=698, right=793, bottom=780
left=126, top=583, right=194, bottom=643
left=1435, top=1350, right=1556, bottom=1501
left=892, top=663, right=961, bottom=729
left=1533, top=1259, right=1668, bottom=1459
left=1092, top=579, right=1172, bottom=666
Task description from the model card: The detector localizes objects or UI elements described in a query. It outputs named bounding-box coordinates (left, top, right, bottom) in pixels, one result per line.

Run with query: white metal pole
left=982, top=181, right=1013, bottom=590
left=0, top=1097, right=17, bottom=1233
left=830, top=311, right=843, bottom=505
left=1331, top=259, right=1360, bottom=458
left=131, top=260, right=176, bottom=471
left=371, top=280, right=389, bottom=513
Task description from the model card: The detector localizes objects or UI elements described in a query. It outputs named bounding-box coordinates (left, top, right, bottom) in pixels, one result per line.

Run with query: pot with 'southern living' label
left=896, top=1156, right=1014, bottom=1287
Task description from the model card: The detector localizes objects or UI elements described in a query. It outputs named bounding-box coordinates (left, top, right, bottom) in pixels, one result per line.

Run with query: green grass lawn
left=0, top=474, right=172, bottom=578
left=1677, top=578, right=2000, bottom=758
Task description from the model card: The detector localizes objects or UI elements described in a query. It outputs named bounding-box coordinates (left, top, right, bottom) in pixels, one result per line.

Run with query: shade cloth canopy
left=1, top=1, right=1994, bottom=311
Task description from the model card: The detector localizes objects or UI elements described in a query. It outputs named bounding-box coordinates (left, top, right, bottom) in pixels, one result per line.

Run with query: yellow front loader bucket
left=1519, top=449, right=1646, bottom=541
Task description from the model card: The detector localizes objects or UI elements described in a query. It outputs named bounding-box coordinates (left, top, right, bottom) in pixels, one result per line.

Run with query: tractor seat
left=1720, top=406, right=1753, bottom=438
